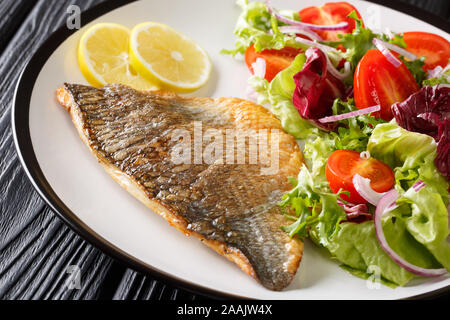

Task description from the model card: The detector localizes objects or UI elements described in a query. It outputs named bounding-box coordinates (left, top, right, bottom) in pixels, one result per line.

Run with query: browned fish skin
left=57, top=83, right=303, bottom=291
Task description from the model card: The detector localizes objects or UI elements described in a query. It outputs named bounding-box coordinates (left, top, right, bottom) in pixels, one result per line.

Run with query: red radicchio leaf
left=391, top=85, right=450, bottom=141
left=292, top=47, right=346, bottom=131
left=392, top=85, right=450, bottom=181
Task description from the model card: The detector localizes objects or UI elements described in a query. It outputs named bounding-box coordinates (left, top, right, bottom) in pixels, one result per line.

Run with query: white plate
left=12, top=0, right=450, bottom=299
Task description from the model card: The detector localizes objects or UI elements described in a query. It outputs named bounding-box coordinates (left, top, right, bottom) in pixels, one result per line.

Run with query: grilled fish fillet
left=56, top=83, right=303, bottom=291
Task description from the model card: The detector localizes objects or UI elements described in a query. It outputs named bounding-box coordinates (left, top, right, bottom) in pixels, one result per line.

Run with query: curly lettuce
left=222, top=0, right=301, bottom=56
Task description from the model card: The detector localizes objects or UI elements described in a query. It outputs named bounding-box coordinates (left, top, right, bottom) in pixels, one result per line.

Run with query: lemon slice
left=129, top=22, right=211, bottom=92
left=78, top=23, right=158, bottom=90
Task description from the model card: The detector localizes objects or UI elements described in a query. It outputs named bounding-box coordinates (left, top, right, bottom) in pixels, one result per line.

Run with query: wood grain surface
left=0, top=0, right=448, bottom=300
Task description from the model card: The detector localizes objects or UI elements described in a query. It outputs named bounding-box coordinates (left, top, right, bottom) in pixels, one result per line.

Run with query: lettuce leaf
left=222, top=0, right=301, bottom=56
left=328, top=99, right=386, bottom=152
left=280, top=165, right=347, bottom=243
left=400, top=56, right=427, bottom=85
left=396, top=186, right=450, bottom=270
left=368, top=122, right=450, bottom=271
left=328, top=221, right=415, bottom=286
left=422, top=66, right=450, bottom=86
left=334, top=11, right=377, bottom=69
left=423, top=76, right=450, bottom=86
left=367, top=122, right=449, bottom=197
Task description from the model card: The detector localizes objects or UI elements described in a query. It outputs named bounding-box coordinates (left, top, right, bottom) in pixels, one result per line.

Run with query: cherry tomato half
left=326, top=150, right=395, bottom=204
left=244, top=44, right=303, bottom=82
left=354, top=49, right=420, bottom=121
left=403, top=31, right=450, bottom=71
left=299, top=2, right=363, bottom=41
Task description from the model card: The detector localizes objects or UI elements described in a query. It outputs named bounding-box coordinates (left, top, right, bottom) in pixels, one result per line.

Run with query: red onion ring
left=376, top=38, right=417, bottom=61
left=266, top=0, right=348, bottom=31
left=326, top=58, right=351, bottom=81
left=384, top=28, right=395, bottom=39
left=427, top=65, right=444, bottom=79
left=337, top=199, right=372, bottom=221
left=318, top=105, right=380, bottom=123
left=372, top=38, right=402, bottom=68
left=439, top=64, right=450, bottom=76
left=293, top=36, right=339, bottom=53
left=374, top=186, right=448, bottom=277
left=278, top=25, right=323, bottom=41
left=427, top=64, right=450, bottom=79
left=293, top=37, right=351, bottom=80
left=413, top=180, right=425, bottom=192
left=353, top=174, right=386, bottom=206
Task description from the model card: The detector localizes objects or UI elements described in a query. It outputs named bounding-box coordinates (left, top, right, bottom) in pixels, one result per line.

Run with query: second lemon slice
left=129, top=22, right=211, bottom=92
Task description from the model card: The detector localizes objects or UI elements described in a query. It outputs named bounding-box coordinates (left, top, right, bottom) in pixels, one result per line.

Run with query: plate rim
left=11, top=0, right=450, bottom=300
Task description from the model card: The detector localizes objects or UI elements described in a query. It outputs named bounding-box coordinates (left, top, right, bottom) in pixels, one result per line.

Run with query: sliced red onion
left=278, top=25, right=323, bottom=41
left=412, top=180, right=425, bottom=192
left=266, top=0, right=348, bottom=31
left=318, top=105, right=380, bottom=123
left=294, top=36, right=339, bottom=53
left=375, top=186, right=448, bottom=277
left=376, top=38, right=417, bottom=61
left=327, top=57, right=351, bottom=81
left=293, top=37, right=351, bottom=81
left=352, top=174, right=386, bottom=206
left=384, top=28, right=395, bottom=39
left=251, top=57, right=267, bottom=78
left=372, top=38, right=402, bottom=68
left=427, top=65, right=444, bottom=79
left=337, top=199, right=372, bottom=221
left=386, top=201, right=399, bottom=213
left=337, top=199, right=368, bottom=213
left=427, top=64, right=450, bottom=79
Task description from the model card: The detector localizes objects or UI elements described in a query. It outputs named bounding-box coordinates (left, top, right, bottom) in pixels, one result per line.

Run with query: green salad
left=225, top=0, right=450, bottom=287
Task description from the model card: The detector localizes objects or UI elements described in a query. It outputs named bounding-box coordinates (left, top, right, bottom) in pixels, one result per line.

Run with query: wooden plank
left=112, top=269, right=197, bottom=300
left=0, top=0, right=199, bottom=301
left=0, top=0, right=127, bottom=300
left=0, top=0, right=38, bottom=53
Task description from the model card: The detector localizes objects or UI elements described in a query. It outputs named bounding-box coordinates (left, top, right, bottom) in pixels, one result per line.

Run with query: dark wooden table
left=0, top=0, right=449, bottom=300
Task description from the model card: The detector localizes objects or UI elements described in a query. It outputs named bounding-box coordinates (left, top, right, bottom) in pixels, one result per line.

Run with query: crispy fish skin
left=56, top=83, right=303, bottom=291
